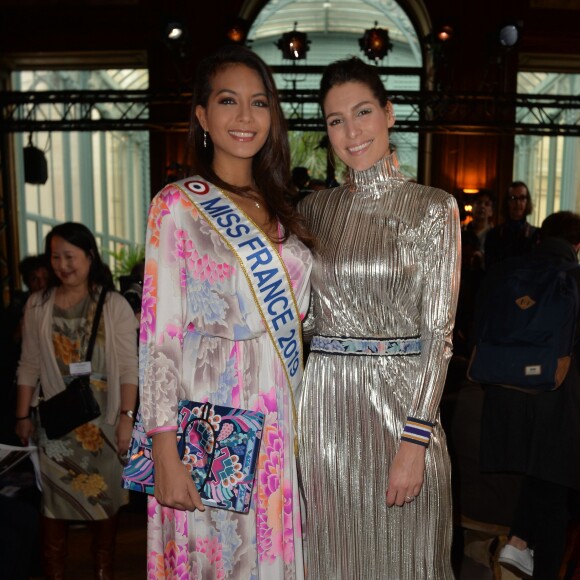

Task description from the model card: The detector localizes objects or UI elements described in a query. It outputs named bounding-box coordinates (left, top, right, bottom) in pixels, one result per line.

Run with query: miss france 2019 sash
left=175, top=177, right=304, bottom=400
left=121, top=178, right=304, bottom=510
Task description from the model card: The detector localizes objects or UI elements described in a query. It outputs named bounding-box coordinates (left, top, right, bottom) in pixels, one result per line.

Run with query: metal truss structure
left=1, top=89, right=580, bottom=137
left=1, top=82, right=579, bottom=300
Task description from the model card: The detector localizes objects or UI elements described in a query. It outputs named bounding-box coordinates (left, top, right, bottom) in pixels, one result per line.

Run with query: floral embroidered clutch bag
left=121, top=400, right=265, bottom=514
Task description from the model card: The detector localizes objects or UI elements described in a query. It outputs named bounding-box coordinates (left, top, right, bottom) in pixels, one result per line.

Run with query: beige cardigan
left=17, top=287, right=139, bottom=425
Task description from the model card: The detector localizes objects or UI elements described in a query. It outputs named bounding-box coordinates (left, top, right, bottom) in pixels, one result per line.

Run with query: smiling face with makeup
left=323, top=81, right=394, bottom=172
left=195, top=63, right=271, bottom=184
left=50, top=235, right=92, bottom=291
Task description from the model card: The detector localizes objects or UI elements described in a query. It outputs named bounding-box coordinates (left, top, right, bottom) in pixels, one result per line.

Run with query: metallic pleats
left=298, top=155, right=460, bottom=579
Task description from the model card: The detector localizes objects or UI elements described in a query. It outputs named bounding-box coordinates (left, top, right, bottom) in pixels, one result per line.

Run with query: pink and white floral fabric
left=139, top=180, right=312, bottom=579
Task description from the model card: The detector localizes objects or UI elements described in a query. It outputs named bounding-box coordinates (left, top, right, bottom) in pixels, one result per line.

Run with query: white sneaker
left=498, top=544, right=534, bottom=578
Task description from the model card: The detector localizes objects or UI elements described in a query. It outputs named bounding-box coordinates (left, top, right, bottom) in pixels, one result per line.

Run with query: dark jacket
left=484, top=219, right=540, bottom=271
left=479, top=237, right=580, bottom=490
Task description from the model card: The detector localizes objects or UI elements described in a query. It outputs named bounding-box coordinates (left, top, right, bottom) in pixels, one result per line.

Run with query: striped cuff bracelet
left=401, top=417, right=434, bottom=447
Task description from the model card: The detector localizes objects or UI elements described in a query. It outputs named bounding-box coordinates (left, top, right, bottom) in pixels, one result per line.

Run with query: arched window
left=249, top=0, right=424, bottom=183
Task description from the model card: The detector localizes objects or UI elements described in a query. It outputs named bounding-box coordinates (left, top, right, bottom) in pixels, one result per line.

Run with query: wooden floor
left=29, top=496, right=148, bottom=580
left=53, top=510, right=494, bottom=580
left=26, top=498, right=578, bottom=579
left=67, top=509, right=147, bottom=579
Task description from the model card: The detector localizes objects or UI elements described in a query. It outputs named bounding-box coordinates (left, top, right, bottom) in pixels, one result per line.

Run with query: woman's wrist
left=120, top=409, right=135, bottom=421
left=15, top=415, right=31, bottom=421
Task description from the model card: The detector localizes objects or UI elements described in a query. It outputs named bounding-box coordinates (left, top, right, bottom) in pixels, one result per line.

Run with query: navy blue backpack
left=467, top=257, right=580, bottom=393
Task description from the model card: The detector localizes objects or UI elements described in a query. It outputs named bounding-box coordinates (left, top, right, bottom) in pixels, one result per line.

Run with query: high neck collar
left=349, top=152, right=405, bottom=191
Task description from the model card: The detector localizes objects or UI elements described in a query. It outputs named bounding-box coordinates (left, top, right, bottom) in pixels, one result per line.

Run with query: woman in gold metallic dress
left=298, top=57, right=461, bottom=579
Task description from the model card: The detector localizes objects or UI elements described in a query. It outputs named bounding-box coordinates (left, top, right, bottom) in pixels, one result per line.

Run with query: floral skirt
left=36, top=377, right=128, bottom=520
left=146, top=409, right=305, bottom=579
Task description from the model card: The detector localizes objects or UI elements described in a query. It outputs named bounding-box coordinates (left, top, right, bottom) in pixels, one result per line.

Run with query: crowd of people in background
left=452, top=181, right=580, bottom=579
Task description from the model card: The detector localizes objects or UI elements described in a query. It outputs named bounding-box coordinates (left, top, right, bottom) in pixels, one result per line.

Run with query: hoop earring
left=203, top=131, right=207, bottom=149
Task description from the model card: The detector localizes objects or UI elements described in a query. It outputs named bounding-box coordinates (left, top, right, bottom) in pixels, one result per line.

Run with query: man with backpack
left=484, top=181, right=540, bottom=272
left=473, top=211, right=580, bottom=579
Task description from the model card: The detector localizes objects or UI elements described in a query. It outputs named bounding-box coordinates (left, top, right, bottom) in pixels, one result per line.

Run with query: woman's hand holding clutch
left=152, top=431, right=205, bottom=512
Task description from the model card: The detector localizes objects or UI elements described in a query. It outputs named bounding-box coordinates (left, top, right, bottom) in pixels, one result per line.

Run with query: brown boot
left=91, top=515, right=118, bottom=580
left=40, top=516, right=68, bottom=580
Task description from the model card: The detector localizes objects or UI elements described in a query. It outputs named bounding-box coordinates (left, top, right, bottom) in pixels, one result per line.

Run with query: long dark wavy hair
left=44, top=222, right=115, bottom=299
left=189, top=45, right=314, bottom=247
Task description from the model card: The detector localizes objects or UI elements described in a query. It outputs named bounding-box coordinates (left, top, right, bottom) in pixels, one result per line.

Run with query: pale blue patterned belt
left=310, top=335, right=422, bottom=356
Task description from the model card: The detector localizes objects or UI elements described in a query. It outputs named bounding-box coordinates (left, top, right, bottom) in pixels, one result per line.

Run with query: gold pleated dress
left=298, top=154, right=461, bottom=579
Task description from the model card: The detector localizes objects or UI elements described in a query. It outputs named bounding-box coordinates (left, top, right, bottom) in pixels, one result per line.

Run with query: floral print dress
left=140, top=181, right=312, bottom=580
left=39, top=296, right=128, bottom=520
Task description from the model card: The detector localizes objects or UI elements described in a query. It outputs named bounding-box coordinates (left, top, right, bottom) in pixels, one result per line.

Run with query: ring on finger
left=405, top=495, right=414, bottom=502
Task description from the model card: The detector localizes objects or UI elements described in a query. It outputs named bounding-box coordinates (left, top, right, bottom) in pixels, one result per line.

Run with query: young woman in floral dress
left=139, top=46, right=312, bottom=579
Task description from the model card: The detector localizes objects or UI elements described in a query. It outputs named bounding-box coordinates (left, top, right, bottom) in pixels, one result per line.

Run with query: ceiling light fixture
left=499, top=22, right=522, bottom=48
left=225, top=17, right=249, bottom=44
left=436, top=24, right=454, bottom=43
left=276, top=22, right=310, bottom=61
left=358, top=21, right=393, bottom=63
left=165, top=22, right=184, bottom=41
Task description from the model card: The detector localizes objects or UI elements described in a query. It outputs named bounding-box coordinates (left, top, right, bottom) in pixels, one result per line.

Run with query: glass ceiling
left=248, top=0, right=422, bottom=65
